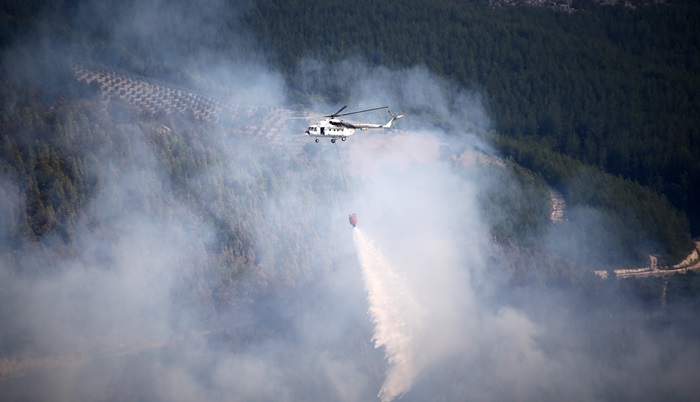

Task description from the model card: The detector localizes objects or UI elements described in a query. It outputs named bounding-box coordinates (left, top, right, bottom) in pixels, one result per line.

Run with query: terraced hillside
left=73, top=65, right=225, bottom=121
left=72, top=65, right=306, bottom=153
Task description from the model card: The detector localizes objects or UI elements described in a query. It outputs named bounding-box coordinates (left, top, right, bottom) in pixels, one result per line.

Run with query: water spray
left=353, top=229, right=422, bottom=402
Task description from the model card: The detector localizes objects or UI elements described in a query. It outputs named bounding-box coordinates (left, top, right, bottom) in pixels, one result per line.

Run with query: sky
left=1, top=1, right=700, bottom=401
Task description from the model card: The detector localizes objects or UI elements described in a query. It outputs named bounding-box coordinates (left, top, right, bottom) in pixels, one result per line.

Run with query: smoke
left=342, top=126, right=488, bottom=401
left=2, top=1, right=700, bottom=401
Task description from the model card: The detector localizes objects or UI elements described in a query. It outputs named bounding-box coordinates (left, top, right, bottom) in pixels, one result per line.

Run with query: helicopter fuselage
left=304, top=119, right=357, bottom=143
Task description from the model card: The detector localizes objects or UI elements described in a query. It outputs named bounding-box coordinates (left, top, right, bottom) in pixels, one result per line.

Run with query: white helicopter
left=304, top=106, right=403, bottom=143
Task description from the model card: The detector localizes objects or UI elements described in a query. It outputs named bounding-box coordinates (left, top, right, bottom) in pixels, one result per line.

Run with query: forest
left=2, top=0, right=697, bottom=261
left=240, top=0, right=700, bottom=236
left=2, top=1, right=700, bottom=400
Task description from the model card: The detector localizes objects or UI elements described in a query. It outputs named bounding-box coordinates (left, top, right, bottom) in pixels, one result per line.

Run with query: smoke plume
left=2, top=1, right=700, bottom=401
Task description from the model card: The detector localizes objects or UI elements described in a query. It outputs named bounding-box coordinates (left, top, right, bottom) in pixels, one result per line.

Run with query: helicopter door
left=320, top=127, right=325, bottom=136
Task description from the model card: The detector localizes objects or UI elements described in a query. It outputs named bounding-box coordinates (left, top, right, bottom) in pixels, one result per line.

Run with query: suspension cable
left=335, top=141, right=348, bottom=192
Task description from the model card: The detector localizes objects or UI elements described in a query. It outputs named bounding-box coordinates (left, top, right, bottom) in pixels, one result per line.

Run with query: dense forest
left=2, top=1, right=700, bottom=400
left=240, top=0, right=700, bottom=235
left=2, top=0, right=697, bottom=261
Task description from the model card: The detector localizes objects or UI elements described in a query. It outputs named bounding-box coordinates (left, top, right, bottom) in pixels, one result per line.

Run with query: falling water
left=353, top=228, right=422, bottom=402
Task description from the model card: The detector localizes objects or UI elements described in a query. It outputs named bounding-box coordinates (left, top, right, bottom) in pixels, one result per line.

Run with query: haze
left=1, top=1, right=699, bottom=401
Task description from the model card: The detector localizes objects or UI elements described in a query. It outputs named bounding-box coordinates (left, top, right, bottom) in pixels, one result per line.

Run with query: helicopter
left=304, top=106, right=403, bottom=143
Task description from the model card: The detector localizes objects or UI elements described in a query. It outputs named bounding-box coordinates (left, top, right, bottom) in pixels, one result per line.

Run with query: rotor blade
left=334, top=106, right=389, bottom=118
left=289, top=111, right=325, bottom=121
left=326, top=105, right=347, bottom=118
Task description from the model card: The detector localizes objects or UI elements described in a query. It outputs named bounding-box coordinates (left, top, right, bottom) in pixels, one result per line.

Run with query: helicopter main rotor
left=325, top=105, right=388, bottom=119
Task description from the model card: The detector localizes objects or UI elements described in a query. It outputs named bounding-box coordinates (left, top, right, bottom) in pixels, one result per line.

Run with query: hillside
left=2, top=60, right=699, bottom=400
left=2, top=1, right=700, bottom=400
left=2, top=62, right=687, bottom=399
left=3, top=0, right=698, bottom=234
left=240, top=0, right=700, bottom=236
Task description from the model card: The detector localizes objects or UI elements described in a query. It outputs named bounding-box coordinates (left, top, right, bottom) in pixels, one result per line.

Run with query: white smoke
left=341, top=120, right=493, bottom=401
left=5, top=2, right=700, bottom=401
